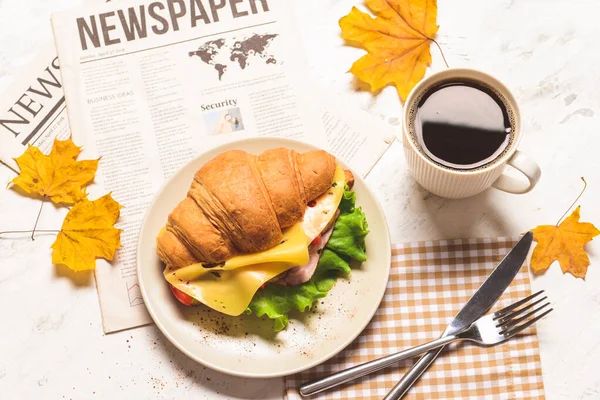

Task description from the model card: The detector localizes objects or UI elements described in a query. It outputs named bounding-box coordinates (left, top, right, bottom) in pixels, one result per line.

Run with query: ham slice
left=276, top=213, right=338, bottom=286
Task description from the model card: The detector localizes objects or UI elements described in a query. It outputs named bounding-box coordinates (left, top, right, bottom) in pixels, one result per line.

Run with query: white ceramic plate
left=137, top=137, right=391, bottom=378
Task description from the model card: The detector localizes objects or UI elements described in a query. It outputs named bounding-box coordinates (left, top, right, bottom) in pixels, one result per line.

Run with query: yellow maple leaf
left=51, top=193, right=122, bottom=271
left=12, top=137, right=98, bottom=205
left=531, top=206, right=600, bottom=279
left=339, top=0, right=439, bottom=100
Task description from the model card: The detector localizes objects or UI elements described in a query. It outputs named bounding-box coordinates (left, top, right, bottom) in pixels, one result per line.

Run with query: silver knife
left=383, top=231, right=533, bottom=400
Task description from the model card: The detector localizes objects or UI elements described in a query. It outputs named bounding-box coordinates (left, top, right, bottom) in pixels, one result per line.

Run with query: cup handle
left=492, top=150, right=541, bottom=194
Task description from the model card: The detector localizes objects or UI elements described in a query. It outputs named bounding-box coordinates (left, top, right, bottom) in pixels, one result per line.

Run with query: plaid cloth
left=285, top=237, right=545, bottom=400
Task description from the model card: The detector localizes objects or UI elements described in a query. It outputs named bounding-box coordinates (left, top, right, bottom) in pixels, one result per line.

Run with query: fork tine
left=500, top=307, right=553, bottom=338
left=494, top=290, right=545, bottom=319
left=499, top=303, right=551, bottom=334
left=495, top=296, right=548, bottom=326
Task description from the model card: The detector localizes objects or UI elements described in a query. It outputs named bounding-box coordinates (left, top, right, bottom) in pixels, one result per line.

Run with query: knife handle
left=383, top=345, right=445, bottom=400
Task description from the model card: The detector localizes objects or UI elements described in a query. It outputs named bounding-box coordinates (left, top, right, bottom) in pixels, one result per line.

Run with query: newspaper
left=45, top=0, right=394, bottom=333
left=0, top=43, right=71, bottom=172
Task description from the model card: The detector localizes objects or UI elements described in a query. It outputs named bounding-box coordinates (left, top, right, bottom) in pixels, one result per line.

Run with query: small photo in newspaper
left=203, top=107, right=245, bottom=135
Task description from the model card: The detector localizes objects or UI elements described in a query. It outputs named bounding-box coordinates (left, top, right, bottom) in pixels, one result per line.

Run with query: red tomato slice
left=169, top=284, right=194, bottom=306
left=311, top=234, right=321, bottom=247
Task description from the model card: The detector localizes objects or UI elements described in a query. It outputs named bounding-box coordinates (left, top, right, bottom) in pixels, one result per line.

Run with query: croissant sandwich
left=156, top=148, right=369, bottom=331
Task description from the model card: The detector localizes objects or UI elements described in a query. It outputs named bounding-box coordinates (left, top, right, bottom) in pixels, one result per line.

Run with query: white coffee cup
left=402, top=68, right=541, bottom=199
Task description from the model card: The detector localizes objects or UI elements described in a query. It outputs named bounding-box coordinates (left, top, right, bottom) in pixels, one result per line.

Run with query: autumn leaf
left=339, top=0, right=439, bottom=100
left=12, top=137, right=98, bottom=205
left=531, top=206, right=600, bottom=279
left=51, top=193, right=122, bottom=271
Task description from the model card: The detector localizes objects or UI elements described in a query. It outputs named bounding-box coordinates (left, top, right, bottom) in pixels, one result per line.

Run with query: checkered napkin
left=285, top=237, right=545, bottom=400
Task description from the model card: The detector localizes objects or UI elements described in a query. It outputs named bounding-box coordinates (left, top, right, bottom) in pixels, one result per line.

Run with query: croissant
left=156, top=148, right=337, bottom=269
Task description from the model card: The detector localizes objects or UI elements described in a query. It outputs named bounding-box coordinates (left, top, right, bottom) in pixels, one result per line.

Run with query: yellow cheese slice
left=302, top=166, right=345, bottom=242
left=165, top=262, right=292, bottom=316
left=172, top=223, right=309, bottom=281
left=164, top=223, right=309, bottom=316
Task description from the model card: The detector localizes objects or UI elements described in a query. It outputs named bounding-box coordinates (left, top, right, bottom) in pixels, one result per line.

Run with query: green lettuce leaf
left=246, top=187, right=368, bottom=331
left=245, top=249, right=350, bottom=331
left=338, top=186, right=356, bottom=213
left=326, top=207, right=369, bottom=262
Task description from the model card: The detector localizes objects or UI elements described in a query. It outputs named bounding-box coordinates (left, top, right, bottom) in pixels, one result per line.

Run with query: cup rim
left=402, top=68, right=522, bottom=175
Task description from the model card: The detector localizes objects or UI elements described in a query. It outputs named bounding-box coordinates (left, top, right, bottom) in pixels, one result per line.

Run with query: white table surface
left=2, top=0, right=600, bottom=399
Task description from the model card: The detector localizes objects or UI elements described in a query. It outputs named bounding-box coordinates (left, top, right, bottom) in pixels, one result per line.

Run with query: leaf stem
left=0, top=160, right=19, bottom=175
left=0, top=229, right=59, bottom=236
left=31, top=199, right=45, bottom=241
left=431, top=39, right=449, bottom=68
left=556, top=177, right=587, bottom=226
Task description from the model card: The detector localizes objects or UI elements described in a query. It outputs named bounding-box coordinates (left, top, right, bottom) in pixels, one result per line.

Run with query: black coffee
left=412, top=80, right=513, bottom=170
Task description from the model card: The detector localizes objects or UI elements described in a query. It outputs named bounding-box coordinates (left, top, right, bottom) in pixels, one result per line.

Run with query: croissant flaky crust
left=157, top=148, right=337, bottom=269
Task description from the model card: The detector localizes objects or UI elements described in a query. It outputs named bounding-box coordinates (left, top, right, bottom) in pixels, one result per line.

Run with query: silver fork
left=299, top=290, right=552, bottom=397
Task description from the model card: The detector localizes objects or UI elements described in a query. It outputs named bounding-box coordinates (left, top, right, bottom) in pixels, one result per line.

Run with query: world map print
left=189, top=34, right=279, bottom=80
